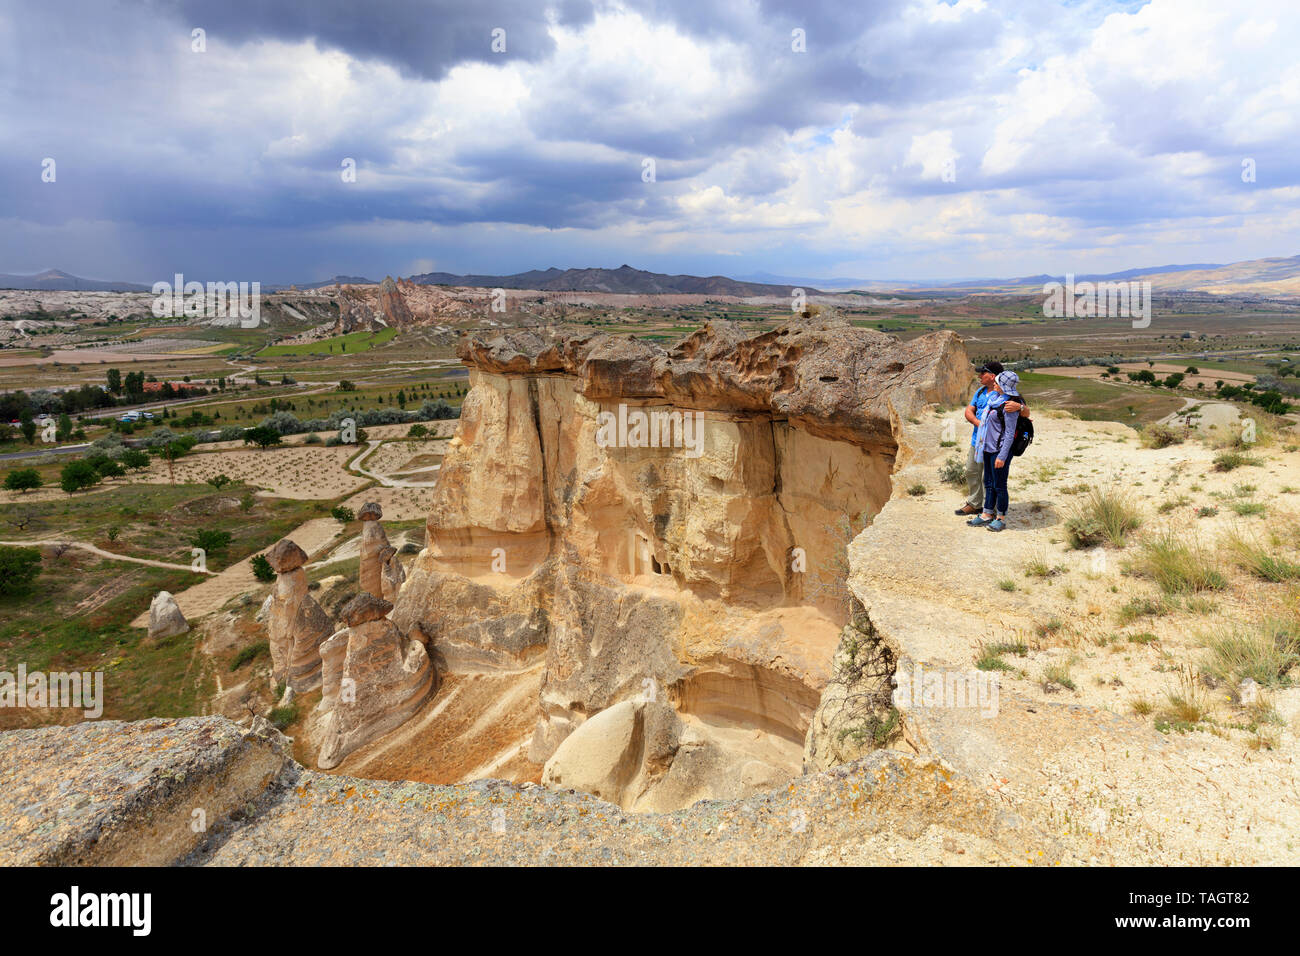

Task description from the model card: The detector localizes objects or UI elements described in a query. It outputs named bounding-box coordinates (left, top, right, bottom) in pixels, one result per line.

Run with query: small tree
left=4, top=468, right=42, bottom=494
left=0, top=545, right=41, bottom=596
left=19, top=411, right=36, bottom=445
left=190, top=528, right=233, bottom=553
left=60, top=460, right=101, bottom=494
left=208, top=474, right=232, bottom=490
left=331, top=505, right=355, bottom=523
left=121, top=448, right=151, bottom=471
left=251, top=553, right=275, bottom=582
left=244, top=425, right=282, bottom=450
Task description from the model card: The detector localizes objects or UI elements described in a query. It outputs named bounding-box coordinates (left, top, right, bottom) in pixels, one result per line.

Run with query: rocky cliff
left=388, top=318, right=971, bottom=809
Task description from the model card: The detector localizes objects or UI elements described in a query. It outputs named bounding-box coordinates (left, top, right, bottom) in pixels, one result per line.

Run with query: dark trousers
left=982, top=451, right=1010, bottom=515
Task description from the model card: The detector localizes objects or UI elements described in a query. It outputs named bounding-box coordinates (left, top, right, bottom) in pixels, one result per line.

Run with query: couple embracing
left=954, top=361, right=1027, bottom=533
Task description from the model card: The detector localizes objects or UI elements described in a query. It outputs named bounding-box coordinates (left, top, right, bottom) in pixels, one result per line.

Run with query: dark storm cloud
left=150, top=0, right=596, bottom=78
left=1, top=0, right=1296, bottom=283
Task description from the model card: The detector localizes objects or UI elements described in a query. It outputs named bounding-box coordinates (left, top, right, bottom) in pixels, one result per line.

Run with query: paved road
left=0, top=443, right=89, bottom=462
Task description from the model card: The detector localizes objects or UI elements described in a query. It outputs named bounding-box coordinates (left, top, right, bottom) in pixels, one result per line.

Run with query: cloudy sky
left=1, top=0, right=1297, bottom=284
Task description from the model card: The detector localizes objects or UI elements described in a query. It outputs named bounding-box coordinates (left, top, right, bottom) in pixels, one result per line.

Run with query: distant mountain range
left=284, top=275, right=377, bottom=290
left=0, top=269, right=149, bottom=292
left=5, top=255, right=1300, bottom=298
left=407, top=264, right=812, bottom=296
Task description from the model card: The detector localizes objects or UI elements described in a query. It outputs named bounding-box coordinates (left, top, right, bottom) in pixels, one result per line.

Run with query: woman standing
left=967, top=370, right=1022, bottom=532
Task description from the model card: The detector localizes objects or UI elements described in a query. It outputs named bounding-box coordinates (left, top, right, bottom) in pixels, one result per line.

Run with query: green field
left=1017, top=371, right=1186, bottom=425
left=0, top=476, right=352, bottom=729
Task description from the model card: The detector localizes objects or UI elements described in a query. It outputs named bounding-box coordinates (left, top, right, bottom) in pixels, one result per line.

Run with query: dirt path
left=0, top=539, right=213, bottom=574
left=127, top=517, right=343, bottom=628
left=350, top=439, right=440, bottom=488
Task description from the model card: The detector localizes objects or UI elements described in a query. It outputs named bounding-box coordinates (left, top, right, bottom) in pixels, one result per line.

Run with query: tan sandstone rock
left=378, top=545, right=406, bottom=602
left=314, top=594, right=438, bottom=770
left=266, top=539, right=332, bottom=691
left=385, top=319, right=970, bottom=808
left=358, top=501, right=390, bottom=598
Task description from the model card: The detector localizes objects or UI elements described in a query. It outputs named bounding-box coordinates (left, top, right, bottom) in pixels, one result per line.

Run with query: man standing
left=955, top=362, right=1023, bottom=516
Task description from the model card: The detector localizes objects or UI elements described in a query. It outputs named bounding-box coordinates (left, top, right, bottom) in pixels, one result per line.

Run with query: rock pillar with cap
left=358, top=501, right=390, bottom=598
left=265, top=539, right=333, bottom=692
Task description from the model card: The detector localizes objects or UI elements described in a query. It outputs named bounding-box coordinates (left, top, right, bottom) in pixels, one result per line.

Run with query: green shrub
left=268, top=703, right=299, bottom=730
left=1224, top=528, right=1300, bottom=582
left=1130, top=532, right=1226, bottom=594
left=190, top=528, right=233, bottom=553
left=3, top=468, right=42, bottom=494
left=1140, top=423, right=1183, bottom=449
left=1202, top=617, right=1300, bottom=688
left=1065, top=486, right=1143, bottom=548
left=251, top=553, right=275, bottom=582
left=59, top=460, right=101, bottom=494
left=938, top=455, right=965, bottom=486
left=0, top=545, right=41, bottom=595
left=230, top=641, right=270, bottom=671
left=1116, top=594, right=1172, bottom=624
left=121, top=448, right=151, bottom=470
left=1213, top=451, right=1257, bottom=472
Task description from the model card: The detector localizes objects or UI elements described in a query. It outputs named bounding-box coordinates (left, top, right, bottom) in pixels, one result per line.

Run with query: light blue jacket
left=978, top=392, right=1020, bottom=462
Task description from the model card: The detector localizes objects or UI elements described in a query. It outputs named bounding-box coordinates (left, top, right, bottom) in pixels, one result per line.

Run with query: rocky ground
left=0, top=716, right=1069, bottom=866
left=852, top=405, right=1300, bottom=864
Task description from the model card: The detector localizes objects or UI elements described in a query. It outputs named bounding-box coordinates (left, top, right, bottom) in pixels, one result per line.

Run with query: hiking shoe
left=955, top=504, right=980, bottom=515
left=987, top=518, right=1006, bottom=532
left=967, top=515, right=992, bottom=527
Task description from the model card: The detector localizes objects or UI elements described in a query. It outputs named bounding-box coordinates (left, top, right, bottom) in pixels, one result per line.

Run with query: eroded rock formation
left=802, top=611, right=901, bottom=772
left=315, top=593, right=437, bottom=770
left=148, top=591, right=189, bottom=640
left=265, top=540, right=332, bottom=691
left=358, top=501, right=390, bottom=598
left=387, top=318, right=970, bottom=807
left=331, top=280, right=467, bottom=335
left=378, top=545, right=407, bottom=603
left=376, top=275, right=413, bottom=328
